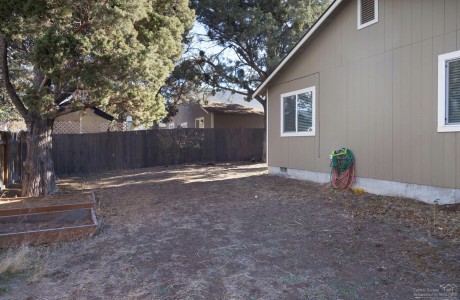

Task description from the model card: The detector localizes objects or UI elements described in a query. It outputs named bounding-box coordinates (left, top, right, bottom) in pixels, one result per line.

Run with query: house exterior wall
left=213, top=113, right=264, bottom=128
left=169, top=103, right=263, bottom=128
left=54, top=108, right=113, bottom=134
left=266, top=0, right=460, bottom=191
left=169, top=103, right=212, bottom=128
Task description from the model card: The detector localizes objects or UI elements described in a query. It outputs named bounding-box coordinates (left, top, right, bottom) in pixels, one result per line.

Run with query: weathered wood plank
left=51, top=128, right=264, bottom=176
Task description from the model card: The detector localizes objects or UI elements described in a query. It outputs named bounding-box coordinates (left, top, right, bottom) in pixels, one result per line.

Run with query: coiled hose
left=330, top=148, right=355, bottom=190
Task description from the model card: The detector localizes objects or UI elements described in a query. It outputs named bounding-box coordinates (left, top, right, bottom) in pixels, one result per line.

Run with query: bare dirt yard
left=1, top=163, right=459, bottom=299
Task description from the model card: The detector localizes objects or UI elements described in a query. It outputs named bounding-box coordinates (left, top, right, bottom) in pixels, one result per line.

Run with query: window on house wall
left=280, top=87, right=315, bottom=137
left=438, top=50, right=460, bottom=132
left=168, top=123, right=175, bottom=129
left=358, top=0, right=378, bottom=30
left=180, top=122, right=188, bottom=128
left=195, top=117, right=204, bottom=128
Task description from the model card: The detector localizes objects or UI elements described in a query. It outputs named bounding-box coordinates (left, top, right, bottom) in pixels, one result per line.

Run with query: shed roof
left=202, top=102, right=264, bottom=115
left=57, top=106, right=115, bottom=121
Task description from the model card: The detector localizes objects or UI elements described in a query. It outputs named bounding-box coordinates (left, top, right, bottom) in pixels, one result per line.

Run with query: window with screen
left=438, top=50, right=460, bottom=132
left=281, top=87, right=315, bottom=137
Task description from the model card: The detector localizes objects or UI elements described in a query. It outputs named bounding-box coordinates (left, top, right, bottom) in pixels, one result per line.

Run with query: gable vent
left=358, top=0, right=378, bottom=29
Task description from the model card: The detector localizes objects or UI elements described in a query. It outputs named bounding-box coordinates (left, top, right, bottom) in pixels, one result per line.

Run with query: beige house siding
left=266, top=0, right=460, bottom=189
left=54, top=108, right=115, bottom=134
left=213, top=113, right=264, bottom=128
left=169, top=103, right=212, bottom=128
left=169, top=103, right=264, bottom=128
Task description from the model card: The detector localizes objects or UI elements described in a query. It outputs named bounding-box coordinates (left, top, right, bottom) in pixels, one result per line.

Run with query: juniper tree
left=0, top=0, right=194, bottom=196
left=191, top=0, right=330, bottom=159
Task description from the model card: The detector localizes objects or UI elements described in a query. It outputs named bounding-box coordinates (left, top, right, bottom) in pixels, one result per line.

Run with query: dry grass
left=1, top=163, right=459, bottom=299
left=0, top=245, right=31, bottom=275
left=0, top=244, right=49, bottom=287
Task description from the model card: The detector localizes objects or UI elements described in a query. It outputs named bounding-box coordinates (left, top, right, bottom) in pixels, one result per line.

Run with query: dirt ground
left=1, top=163, right=459, bottom=299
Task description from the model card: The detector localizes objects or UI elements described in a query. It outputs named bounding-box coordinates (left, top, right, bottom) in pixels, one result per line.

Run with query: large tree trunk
left=21, top=113, right=56, bottom=197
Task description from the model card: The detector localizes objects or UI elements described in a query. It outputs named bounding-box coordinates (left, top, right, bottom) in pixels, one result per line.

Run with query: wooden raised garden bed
left=0, top=192, right=98, bottom=247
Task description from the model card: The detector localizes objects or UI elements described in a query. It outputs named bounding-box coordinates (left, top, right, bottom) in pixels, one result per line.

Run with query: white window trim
left=280, top=86, right=316, bottom=137
left=438, top=50, right=460, bottom=132
left=357, top=0, right=379, bottom=30
left=195, top=117, right=204, bottom=128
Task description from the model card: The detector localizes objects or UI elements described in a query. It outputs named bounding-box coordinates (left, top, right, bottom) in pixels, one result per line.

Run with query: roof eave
left=253, top=0, right=343, bottom=98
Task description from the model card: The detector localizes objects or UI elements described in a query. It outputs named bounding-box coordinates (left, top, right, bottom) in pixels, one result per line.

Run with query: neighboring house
left=0, top=121, right=26, bottom=132
left=167, top=102, right=264, bottom=129
left=254, top=0, right=460, bottom=204
left=54, top=107, right=124, bottom=134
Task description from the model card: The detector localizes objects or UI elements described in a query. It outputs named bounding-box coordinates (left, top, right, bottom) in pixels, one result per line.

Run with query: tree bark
left=21, top=112, right=57, bottom=197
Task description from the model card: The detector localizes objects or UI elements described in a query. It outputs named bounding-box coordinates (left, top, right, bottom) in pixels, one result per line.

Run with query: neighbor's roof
left=202, top=102, right=264, bottom=115
left=253, top=0, right=344, bottom=97
left=57, top=106, right=115, bottom=121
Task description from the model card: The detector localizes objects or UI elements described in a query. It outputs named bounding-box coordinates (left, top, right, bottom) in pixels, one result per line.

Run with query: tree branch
left=0, top=34, right=29, bottom=121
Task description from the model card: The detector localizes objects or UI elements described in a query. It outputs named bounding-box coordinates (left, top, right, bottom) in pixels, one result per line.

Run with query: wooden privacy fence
left=52, top=128, right=264, bottom=176
left=0, top=132, right=26, bottom=189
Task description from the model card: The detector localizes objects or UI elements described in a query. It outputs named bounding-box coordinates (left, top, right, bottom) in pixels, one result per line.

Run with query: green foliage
left=159, top=129, right=204, bottom=164
left=0, top=86, right=20, bottom=120
left=190, top=0, right=330, bottom=105
left=0, top=0, right=195, bottom=125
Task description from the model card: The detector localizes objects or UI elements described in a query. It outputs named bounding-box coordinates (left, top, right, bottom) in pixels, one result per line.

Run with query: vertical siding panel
left=457, top=133, right=460, bottom=188
left=318, top=69, right=335, bottom=172
left=392, top=48, right=403, bottom=182
left=392, top=0, right=402, bottom=49
left=374, top=53, right=387, bottom=180
left=421, top=0, right=433, bottom=41
left=412, top=0, right=423, bottom=44
left=401, top=46, right=412, bottom=183
left=294, top=139, right=315, bottom=171
left=268, top=93, right=281, bottom=167
left=421, top=39, right=433, bottom=185
left=367, top=56, right=378, bottom=179
left=383, top=52, right=394, bottom=180
left=443, top=32, right=457, bottom=188
left=458, top=0, right=460, bottom=29
left=341, top=3, right=355, bottom=64
left=401, top=0, right=412, bottom=46
left=320, top=20, right=341, bottom=70
left=338, top=66, right=349, bottom=151
left=368, top=0, right=385, bottom=56
left=444, top=134, right=457, bottom=188
left=320, top=66, right=349, bottom=172
left=347, top=63, right=359, bottom=174
left=280, top=137, right=289, bottom=168
left=433, top=0, right=445, bottom=37
left=445, top=30, right=458, bottom=51
left=373, top=54, right=387, bottom=180
left=445, top=0, right=457, bottom=33
left=288, top=139, right=298, bottom=169
left=432, top=35, right=445, bottom=187
left=384, top=0, right=394, bottom=52
left=355, top=58, right=370, bottom=178
left=410, top=42, right=423, bottom=184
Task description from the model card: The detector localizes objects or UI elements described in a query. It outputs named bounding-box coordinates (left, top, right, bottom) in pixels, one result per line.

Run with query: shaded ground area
left=1, top=163, right=459, bottom=299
